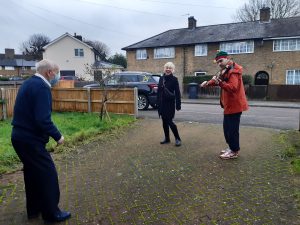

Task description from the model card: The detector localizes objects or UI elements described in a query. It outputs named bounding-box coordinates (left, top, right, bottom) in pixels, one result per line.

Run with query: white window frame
left=74, top=48, right=84, bottom=57
left=273, top=38, right=300, bottom=52
left=5, top=66, right=14, bottom=70
left=195, top=44, right=207, bottom=56
left=154, top=47, right=175, bottom=59
left=136, top=49, right=147, bottom=60
left=286, top=70, right=300, bottom=84
left=220, top=41, right=254, bottom=54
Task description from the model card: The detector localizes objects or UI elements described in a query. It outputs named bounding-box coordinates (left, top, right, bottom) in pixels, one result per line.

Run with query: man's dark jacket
left=11, top=75, right=61, bottom=144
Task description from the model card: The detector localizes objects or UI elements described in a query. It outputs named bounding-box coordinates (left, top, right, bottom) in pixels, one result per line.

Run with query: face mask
left=50, top=72, right=60, bottom=86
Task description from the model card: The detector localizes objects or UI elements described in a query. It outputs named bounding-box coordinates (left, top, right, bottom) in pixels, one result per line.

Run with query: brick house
left=0, top=49, right=36, bottom=77
left=122, top=7, right=300, bottom=90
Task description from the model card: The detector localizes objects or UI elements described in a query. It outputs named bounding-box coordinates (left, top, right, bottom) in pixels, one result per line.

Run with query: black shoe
left=175, top=139, right=181, bottom=146
left=44, top=211, right=71, bottom=223
left=160, top=139, right=170, bottom=144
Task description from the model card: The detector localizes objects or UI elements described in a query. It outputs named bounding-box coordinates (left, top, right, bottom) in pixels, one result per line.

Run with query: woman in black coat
left=157, top=62, right=181, bottom=146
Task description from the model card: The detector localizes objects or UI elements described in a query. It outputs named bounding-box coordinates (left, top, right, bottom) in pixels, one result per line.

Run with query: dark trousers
left=11, top=139, right=60, bottom=219
left=162, top=117, right=181, bottom=141
left=223, top=112, right=242, bottom=152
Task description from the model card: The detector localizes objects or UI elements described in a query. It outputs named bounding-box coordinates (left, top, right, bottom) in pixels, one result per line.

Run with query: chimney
left=260, top=7, right=270, bottom=23
left=5, top=48, right=15, bottom=59
left=73, top=33, right=83, bottom=41
left=188, top=16, right=197, bottom=29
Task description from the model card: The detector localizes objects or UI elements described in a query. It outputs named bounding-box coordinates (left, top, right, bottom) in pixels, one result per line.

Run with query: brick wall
left=0, top=67, right=35, bottom=77
left=126, top=40, right=300, bottom=87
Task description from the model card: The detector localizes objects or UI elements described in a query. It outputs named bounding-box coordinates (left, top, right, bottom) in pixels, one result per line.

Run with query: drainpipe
left=183, top=46, right=187, bottom=77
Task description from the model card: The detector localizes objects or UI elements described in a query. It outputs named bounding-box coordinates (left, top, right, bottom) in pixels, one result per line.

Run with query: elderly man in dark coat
left=11, top=59, right=71, bottom=223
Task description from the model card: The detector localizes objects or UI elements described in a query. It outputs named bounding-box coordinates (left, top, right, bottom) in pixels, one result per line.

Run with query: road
left=138, top=103, right=300, bottom=130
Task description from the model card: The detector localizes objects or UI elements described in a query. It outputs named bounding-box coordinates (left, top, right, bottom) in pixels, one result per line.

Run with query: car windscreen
left=152, top=76, right=160, bottom=83
left=138, top=75, right=155, bottom=83
left=106, top=75, right=121, bottom=85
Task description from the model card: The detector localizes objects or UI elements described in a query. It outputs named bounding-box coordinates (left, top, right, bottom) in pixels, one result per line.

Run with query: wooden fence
left=0, top=88, right=18, bottom=120
left=52, top=87, right=137, bottom=116
left=0, top=87, right=137, bottom=120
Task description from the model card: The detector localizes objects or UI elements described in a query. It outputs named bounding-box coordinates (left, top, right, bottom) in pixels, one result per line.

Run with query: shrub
left=242, top=75, right=253, bottom=85
left=0, top=77, right=9, bottom=81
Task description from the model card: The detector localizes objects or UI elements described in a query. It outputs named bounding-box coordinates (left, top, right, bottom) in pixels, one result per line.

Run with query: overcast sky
left=0, top=0, right=248, bottom=56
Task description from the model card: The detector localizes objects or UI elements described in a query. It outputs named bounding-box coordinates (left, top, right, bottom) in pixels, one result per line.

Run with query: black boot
left=160, top=139, right=170, bottom=144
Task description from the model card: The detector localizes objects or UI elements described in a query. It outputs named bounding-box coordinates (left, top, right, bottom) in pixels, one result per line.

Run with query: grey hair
left=36, top=59, right=59, bottom=74
left=164, top=62, right=175, bottom=72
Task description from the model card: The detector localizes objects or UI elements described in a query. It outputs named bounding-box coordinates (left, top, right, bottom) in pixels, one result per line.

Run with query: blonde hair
left=164, top=62, right=175, bottom=72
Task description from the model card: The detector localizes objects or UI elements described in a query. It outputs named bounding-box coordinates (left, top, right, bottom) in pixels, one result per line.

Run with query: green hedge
left=183, top=74, right=253, bottom=85
left=0, top=77, right=9, bottom=81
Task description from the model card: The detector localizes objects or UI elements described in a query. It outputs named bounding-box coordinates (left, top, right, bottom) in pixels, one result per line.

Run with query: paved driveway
left=0, top=119, right=299, bottom=224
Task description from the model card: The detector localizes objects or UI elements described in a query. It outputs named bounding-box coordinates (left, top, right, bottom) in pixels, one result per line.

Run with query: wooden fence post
left=134, top=87, right=138, bottom=119
left=1, top=88, right=7, bottom=120
left=87, top=87, right=91, bottom=113
left=299, top=110, right=300, bottom=132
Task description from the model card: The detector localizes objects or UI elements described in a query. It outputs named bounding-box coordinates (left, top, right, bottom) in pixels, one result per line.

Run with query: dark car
left=9, top=76, right=24, bottom=81
left=151, top=74, right=162, bottom=83
left=83, top=71, right=158, bottom=110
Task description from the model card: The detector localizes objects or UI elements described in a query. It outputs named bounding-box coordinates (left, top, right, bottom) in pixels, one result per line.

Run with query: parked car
left=9, top=76, right=24, bottom=81
left=151, top=74, right=162, bottom=83
left=83, top=71, right=158, bottom=110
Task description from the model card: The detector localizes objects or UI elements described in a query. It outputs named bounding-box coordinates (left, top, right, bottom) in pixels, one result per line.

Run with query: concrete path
left=0, top=119, right=299, bottom=225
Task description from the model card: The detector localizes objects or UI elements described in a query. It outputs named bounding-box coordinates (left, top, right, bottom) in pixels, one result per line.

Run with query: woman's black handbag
left=163, top=78, right=175, bottom=101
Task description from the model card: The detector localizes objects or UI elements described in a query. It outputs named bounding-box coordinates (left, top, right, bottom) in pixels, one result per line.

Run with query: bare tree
left=84, top=63, right=120, bottom=121
left=85, top=40, right=110, bottom=61
left=20, top=34, right=50, bottom=60
left=233, top=0, right=300, bottom=22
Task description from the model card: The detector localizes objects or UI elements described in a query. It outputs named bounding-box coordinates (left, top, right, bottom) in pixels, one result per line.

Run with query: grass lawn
left=278, top=130, right=300, bottom=174
left=0, top=112, right=135, bottom=174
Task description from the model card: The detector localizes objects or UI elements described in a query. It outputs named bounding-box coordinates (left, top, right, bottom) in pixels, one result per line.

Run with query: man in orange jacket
left=201, top=51, right=249, bottom=159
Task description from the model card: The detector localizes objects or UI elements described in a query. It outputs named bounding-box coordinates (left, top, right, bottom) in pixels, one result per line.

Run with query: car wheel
left=138, top=94, right=149, bottom=110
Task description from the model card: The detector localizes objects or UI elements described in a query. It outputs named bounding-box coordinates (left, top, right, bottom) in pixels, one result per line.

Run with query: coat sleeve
left=219, top=72, right=240, bottom=93
left=33, top=87, right=62, bottom=141
left=157, top=77, right=162, bottom=107
left=174, top=78, right=181, bottom=110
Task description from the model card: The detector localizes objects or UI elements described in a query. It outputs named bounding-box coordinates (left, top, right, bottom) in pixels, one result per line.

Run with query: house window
left=195, top=72, right=206, bottom=76
left=273, top=38, right=300, bottom=51
left=220, top=41, right=254, bottom=54
left=5, top=66, right=14, bottom=70
left=74, top=48, right=84, bottom=57
left=195, top=44, right=207, bottom=56
left=154, top=47, right=175, bottom=59
left=286, top=70, right=300, bottom=84
left=136, top=49, right=147, bottom=60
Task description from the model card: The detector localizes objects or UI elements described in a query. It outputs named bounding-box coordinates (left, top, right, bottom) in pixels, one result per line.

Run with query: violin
left=200, top=63, right=234, bottom=87
left=214, top=64, right=232, bottom=82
